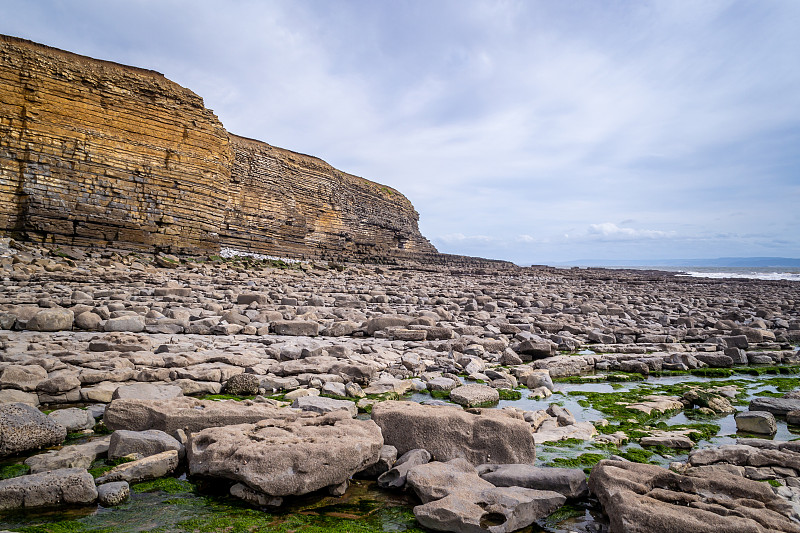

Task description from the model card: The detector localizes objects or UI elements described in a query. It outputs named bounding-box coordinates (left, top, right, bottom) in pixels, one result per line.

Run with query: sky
left=2, top=0, right=799, bottom=265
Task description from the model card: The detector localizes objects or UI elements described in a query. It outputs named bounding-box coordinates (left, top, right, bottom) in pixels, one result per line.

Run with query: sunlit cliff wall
left=0, top=35, right=437, bottom=261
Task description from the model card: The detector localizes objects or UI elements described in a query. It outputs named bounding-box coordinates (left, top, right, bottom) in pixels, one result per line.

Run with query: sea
left=618, top=266, right=800, bottom=282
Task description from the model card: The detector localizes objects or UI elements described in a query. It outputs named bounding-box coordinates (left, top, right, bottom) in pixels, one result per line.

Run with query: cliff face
left=0, top=35, right=232, bottom=254
left=0, top=35, right=436, bottom=260
left=223, top=135, right=435, bottom=260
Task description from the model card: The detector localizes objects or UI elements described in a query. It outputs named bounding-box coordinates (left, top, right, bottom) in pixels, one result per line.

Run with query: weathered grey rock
left=111, top=383, right=183, bottom=401
left=478, top=464, right=589, bottom=499
left=357, top=444, right=397, bottom=479
left=0, top=468, right=97, bottom=510
left=271, top=320, right=319, bottom=336
left=74, top=311, right=102, bottom=331
left=788, top=410, right=800, bottom=426
left=377, top=448, right=431, bottom=489
left=694, top=353, right=734, bottom=368
left=108, top=429, right=184, bottom=460
left=187, top=411, right=383, bottom=497
left=736, top=411, right=778, bottom=435
left=524, top=369, right=553, bottom=391
left=25, top=437, right=110, bottom=474
left=96, top=450, right=179, bottom=484
left=371, top=401, right=536, bottom=465
left=407, top=458, right=565, bottom=533
left=291, top=396, right=357, bottom=418
left=0, top=403, right=66, bottom=457
left=103, top=397, right=296, bottom=434
left=546, top=404, right=576, bottom=426
left=407, top=458, right=494, bottom=503
left=103, top=315, right=146, bottom=333
left=426, top=377, right=459, bottom=391
left=449, top=384, right=499, bottom=408
left=749, top=397, right=800, bottom=416
left=0, top=389, right=39, bottom=406
left=97, top=481, right=129, bottom=507
left=0, top=365, right=47, bottom=392
left=588, top=459, right=800, bottom=533
left=48, top=408, right=95, bottom=432
left=414, top=486, right=565, bottom=533
left=321, top=381, right=347, bottom=397
left=224, top=373, right=261, bottom=396
left=26, top=308, right=74, bottom=332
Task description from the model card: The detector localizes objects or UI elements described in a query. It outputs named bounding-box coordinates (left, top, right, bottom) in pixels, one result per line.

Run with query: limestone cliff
left=0, top=35, right=232, bottom=254
left=223, top=135, right=435, bottom=260
left=0, top=35, right=436, bottom=261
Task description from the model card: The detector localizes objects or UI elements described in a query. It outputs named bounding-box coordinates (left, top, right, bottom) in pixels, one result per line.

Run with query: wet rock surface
left=0, top=240, right=799, bottom=531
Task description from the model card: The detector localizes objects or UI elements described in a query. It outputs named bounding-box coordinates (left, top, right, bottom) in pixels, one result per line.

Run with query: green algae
left=197, top=393, right=256, bottom=401
left=88, top=457, right=135, bottom=479
left=0, top=463, right=29, bottom=480
left=132, top=478, right=194, bottom=494
left=544, top=503, right=586, bottom=526
left=497, top=389, right=522, bottom=401
left=617, top=447, right=654, bottom=463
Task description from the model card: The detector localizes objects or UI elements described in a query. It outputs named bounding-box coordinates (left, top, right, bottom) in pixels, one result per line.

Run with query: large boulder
left=26, top=308, right=74, bottom=332
left=371, top=401, right=536, bottom=465
left=0, top=403, right=66, bottom=457
left=103, top=397, right=296, bottom=434
left=0, top=468, right=97, bottom=510
left=187, top=411, right=383, bottom=497
left=588, top=459, right=800, bottom=533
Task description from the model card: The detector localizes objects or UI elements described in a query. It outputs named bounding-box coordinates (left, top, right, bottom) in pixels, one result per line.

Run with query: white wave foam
left=678, top=271, right=800, bottom=282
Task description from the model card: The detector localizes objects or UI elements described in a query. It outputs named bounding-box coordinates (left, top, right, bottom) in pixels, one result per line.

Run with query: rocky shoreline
left=1, top=239, right=800, bottom=532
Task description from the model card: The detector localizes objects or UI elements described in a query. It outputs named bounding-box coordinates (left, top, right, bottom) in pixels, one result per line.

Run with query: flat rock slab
left=103, top=397, right=297, bottom=434
left=0, top=402, right=66, bottom=457
left=478, top=464, right=588, bottom=499
left=187, top=411, right=383, bottom=497
left=108, top=429, right=184, bottom=460
left=372, top=401, right=536, bottom=465
left=96, top=450, right=179, bottom=484
left=588, top=459, right=800, bottom=533
left=414, top=486, right=565, bottom=533
left=291, top=396, right=357, bottom=417
left=688, top=444, right=800, bottom=471
left=449, top=384, right=499, bottom=407
left=25, top=436, right=110, bottom=474
left=111, top=383, right=183, bottom=401
left=0, top=468, right=97, bottom=510
left=406, top=458, right=565, bottom=533
left=749, top=397, right=800, bottom=416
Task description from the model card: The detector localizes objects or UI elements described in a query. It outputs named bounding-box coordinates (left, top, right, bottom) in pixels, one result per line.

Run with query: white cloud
left=586, top=223, right=676, bottom=240
left=2, top=0, right=799, bottom=263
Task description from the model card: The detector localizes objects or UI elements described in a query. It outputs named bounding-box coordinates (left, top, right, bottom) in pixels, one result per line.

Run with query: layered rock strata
left=0, top=35, right=436, bottom=262
left=0, top=35, right=231, bottom=254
